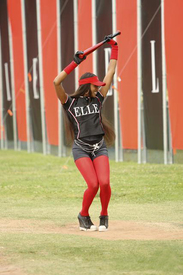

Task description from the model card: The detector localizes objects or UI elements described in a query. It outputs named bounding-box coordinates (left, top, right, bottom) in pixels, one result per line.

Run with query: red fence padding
left=40, top=0, right=58, bottom=145
left=165, top=0, right=183, bottom=150
left=7, top=0, right=27, bottom=141
left=116, top=0, right=137, bottom=149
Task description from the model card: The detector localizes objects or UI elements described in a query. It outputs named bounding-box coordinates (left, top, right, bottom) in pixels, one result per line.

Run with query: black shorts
left=72, top=140, right=108, bottom=161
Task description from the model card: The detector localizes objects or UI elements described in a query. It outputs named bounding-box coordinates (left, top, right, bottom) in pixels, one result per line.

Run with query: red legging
left=75, top=155, right=111, bottom=216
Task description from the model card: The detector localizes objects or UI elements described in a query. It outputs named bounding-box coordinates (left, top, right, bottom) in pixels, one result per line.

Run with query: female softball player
left=53, top=37, right=118, bottom=232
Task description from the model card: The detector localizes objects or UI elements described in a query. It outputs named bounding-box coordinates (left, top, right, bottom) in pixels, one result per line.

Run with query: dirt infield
left=1, top=219, right=183, bottom=275
left=1, top=219, right=183, bottom=240
left=0, top=264, right=25, bottom=275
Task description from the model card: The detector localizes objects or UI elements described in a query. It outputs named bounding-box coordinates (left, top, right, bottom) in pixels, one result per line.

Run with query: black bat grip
left=104, top=30, right=121, bottom=43
left=111, top=31, right=121, bottom=39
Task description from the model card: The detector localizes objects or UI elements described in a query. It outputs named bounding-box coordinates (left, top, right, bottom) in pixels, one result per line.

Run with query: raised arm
left=100, top=39, right=118, bottom=98
left=53, top=51, right=86, bottom=104
left=53, top=70, right=68, bottom=104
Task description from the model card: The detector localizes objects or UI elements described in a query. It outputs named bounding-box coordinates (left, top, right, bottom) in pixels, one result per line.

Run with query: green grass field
left=0, top=150, right=183, bottom=275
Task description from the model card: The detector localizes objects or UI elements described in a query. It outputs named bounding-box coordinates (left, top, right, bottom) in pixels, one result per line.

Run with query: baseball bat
left=79, top=31, right=121, bottom=59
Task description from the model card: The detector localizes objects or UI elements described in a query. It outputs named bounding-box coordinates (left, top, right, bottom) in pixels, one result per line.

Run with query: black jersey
left=62, top=91, right=105, bottom=140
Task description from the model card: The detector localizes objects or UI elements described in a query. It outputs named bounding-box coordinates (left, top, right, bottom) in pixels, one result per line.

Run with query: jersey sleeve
left=62, top=94, right=73, bottom=110
left=96, top=90, right=104, bottom=104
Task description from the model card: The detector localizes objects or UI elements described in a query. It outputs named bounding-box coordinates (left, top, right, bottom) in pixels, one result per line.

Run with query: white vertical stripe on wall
left=36, top=0, right=47, bottom=155
left=92, top=0, right=97, bottom=75
left=112, top=0, right=121, bottom=162
left=161, top=0, right=170, bottom=164
left=4, top=63, right=11, bottom=101
left=73, top=0, right=78, bottom=90
left=21, top=0, right=31, bottom=152
left=150, top=40, right=159, bottom=93
left=0, top=31, right=4, bottom=149
left=57, top=0, right=65, bottom=157
left=137, top=0, right=147, bottom=163
left=8, top=19, right=18, bottom=150
left=32, top=57, right=39, bottom=99
left=137, top=0, right=142, bottom=164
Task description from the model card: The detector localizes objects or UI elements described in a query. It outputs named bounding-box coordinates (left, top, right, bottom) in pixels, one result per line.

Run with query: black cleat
left=99, top=215, right=108, bottom=232
left=78, top=213, right=97, bottom=231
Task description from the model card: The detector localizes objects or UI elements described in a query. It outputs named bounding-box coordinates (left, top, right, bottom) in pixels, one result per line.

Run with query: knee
left=99, top=179, right=110, bottom=189
left=88, top=182, right=99, bottom=193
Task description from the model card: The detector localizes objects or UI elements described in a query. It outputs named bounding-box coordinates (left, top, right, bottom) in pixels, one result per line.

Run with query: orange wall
left=78, top=0, right=93, bottom=79
left=165, top=0, right=183, bottom=150
left=116, top=0, right=137, bottom=149
left=7, top=0, right=27, bottom=141
left=40, top=0, right=58, bottom=145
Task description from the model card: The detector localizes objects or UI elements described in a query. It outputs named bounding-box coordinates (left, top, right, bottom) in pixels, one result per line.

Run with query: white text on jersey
left=73, top=104, right=99, bottom=117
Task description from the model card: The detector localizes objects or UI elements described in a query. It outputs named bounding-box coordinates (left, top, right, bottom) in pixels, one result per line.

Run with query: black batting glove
left=104, top=34, right=113, bottom=42
left=104, top=34, right=118, bottom=45
left=73, top=51, right=86, bottom=65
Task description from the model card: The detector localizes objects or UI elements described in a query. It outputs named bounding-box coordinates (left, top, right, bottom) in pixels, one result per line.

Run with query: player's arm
left=100, top=39, right=118, bottom=98
left=53, top=71, right=68, bottom=104
left=100, top=59, right=117, bottom=98
left=53, top=51, right=86, bottom=104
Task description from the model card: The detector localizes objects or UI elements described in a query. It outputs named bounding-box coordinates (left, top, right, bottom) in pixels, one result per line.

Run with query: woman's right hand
left=73, top=51, right=86, bottom=64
